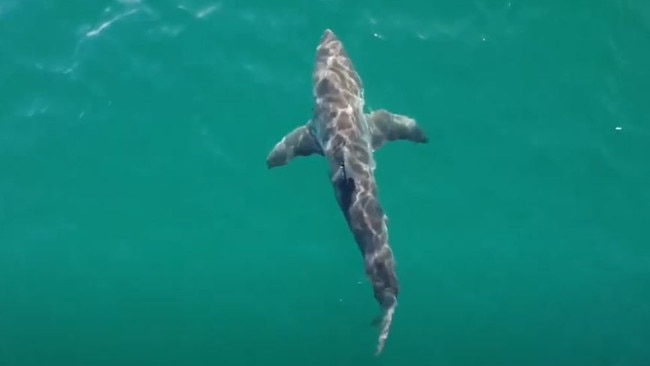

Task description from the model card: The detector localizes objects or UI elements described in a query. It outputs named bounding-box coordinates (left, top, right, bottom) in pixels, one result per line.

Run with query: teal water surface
left=1, top=1, right=650, bottom=365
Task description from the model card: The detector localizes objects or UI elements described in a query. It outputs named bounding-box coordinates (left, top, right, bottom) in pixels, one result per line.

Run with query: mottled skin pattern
left=266, top=29, right=427, bottom=355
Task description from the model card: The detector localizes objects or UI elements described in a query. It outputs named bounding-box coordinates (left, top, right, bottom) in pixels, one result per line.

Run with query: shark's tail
left=364, top=244, right=399, bottom=356
left=374, top=296, right=397, bottom=356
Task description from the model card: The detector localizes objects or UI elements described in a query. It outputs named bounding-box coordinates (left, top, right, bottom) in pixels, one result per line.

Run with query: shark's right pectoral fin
left=266, top=124, right=322, bottom=169
left=367, top=109, right=428, bottom=151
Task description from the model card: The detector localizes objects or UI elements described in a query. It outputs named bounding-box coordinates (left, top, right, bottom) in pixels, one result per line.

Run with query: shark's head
left=313, top=30, right=363, bottom=101
left=316, top=29, right=343, bottom=58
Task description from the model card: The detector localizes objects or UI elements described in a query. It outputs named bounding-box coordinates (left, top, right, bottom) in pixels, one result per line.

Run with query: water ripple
left=356, top=2, right=548, bottom=45
left=85, top=8, right=139, bottom=38
left=176, top=2, right=222, bottom=19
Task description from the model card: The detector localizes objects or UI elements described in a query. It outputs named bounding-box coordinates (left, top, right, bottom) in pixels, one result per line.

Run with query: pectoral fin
left=367, top=109, right=428, bottom=151
left=266, top=122, right=322, bottom=169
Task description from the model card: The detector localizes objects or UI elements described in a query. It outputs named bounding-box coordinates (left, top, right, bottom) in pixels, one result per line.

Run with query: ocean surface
left=1, top=1, right=649, bottom=365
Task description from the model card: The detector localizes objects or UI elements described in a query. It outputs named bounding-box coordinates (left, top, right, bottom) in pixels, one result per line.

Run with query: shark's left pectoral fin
left=367, top=109, right=428, bottom=151
left=266, top=123, right=322, bottom=169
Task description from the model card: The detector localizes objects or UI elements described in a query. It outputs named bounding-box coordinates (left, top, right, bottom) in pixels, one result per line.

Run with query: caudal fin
left=374, top=300, right=396, bottom=356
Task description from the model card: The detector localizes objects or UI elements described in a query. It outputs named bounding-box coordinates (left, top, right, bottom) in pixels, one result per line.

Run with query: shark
left=265, top=29, right=428, bottom=355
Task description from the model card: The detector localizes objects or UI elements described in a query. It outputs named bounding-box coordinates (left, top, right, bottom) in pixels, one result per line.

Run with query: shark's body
left=266, top=29, right=427, bottom=355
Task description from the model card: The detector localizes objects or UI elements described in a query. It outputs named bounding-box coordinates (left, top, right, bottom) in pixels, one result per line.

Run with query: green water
left=1, top=0, right=649, bottom=365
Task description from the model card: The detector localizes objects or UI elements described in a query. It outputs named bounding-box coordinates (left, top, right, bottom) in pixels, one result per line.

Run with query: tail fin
left=374, top=297, right=397, bottom=356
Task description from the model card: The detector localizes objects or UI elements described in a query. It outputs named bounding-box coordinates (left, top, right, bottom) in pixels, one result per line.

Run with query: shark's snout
left=320, top=29, right=337, bottom=43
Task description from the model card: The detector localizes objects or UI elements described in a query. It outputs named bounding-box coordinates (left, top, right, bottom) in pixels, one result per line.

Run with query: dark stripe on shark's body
left=266, top=29, right=427, bottom=356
